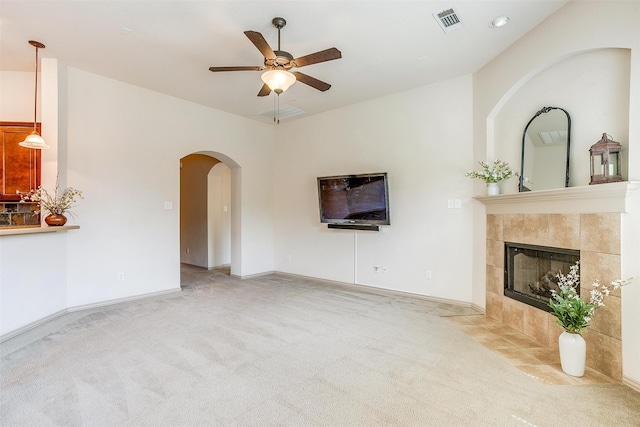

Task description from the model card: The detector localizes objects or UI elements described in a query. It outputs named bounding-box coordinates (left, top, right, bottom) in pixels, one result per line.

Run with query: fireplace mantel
left=475, top=181, right=640, bottom=214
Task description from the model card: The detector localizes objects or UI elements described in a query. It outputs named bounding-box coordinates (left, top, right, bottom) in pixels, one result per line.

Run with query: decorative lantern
left=589, top=133, right=622, bottom=185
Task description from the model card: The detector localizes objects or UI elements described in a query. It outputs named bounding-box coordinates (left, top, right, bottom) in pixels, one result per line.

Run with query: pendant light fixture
left=19, top=40, right=50, bottom=150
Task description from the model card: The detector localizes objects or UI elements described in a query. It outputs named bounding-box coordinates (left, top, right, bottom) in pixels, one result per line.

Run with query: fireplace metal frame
left=504, top=242, right=580, bottom=312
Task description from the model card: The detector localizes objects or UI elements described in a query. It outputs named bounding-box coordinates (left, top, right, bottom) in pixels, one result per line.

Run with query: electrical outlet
left=426, top=270, right=432, bottom=280
left=286, top=254, right=292, bottom=262
left=118, top=272, right=125, bottom=282
left=186, top=247, right=190, bottom=254
left=374, top=265, right=381, bottom=273
left=447, top=199, right=454, bottom=209
left=382, top=266, right=388, bottom=273
left=454, top=199, right=461, bottom=208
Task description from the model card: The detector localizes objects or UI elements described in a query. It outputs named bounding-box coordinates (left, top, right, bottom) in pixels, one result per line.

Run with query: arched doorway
left=180, top=152, right=240, bottom=277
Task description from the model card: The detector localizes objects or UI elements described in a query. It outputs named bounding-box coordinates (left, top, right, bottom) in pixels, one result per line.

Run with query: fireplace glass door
left=504, top=243, right=580, bottom=312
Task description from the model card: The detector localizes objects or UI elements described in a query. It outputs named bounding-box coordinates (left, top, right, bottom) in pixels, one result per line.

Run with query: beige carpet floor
left=1, top=265, right=639, bottom=426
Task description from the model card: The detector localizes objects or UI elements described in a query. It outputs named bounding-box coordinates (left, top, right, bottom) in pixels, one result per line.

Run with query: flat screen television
left=317, top=172, right=390, bottom=225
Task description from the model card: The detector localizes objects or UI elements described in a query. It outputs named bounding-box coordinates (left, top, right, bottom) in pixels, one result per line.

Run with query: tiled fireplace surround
left=478, top=183, right=639, bottom=381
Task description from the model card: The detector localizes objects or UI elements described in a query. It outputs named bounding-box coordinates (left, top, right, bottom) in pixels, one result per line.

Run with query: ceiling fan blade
left=293, top=48, right=342, bottom=68
left=244, top=31, right=276, bottom=59
left=293, top=72, right=331, bottom=92
left=257, top=83, right=272, bottom=97
left=209, top=66, right=264, bottom=72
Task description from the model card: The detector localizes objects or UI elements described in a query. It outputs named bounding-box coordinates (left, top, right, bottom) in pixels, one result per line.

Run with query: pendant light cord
left=33, top=44, right=39, bottom=132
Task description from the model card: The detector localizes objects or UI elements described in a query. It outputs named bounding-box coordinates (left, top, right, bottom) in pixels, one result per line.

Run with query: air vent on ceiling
left=433, top=8, right=463, bottom=33
left=257, top=104, right=306, bottom=121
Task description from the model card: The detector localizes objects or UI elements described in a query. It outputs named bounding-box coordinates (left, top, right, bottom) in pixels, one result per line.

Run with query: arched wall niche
left=180, top=150, right=241, bottom=276
left=486, top=47, right=631, bottom=194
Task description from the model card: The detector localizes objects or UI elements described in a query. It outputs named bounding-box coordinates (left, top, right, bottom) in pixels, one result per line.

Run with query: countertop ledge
left=0, top=225, right=80, bottom=236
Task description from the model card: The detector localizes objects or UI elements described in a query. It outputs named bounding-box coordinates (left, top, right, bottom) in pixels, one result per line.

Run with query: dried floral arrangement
left=20, top=181, right=83, bottom=218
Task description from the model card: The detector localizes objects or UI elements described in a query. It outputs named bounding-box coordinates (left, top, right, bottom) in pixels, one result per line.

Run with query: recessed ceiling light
left=416, top=55, right=430, bottom=62
left=120, top=26, right=132, bottom=35
left=490, top=16, right=510, bottom=29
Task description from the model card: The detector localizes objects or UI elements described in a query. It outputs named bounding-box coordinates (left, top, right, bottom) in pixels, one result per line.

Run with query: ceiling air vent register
left=258, top=104, right=305, bottom=121
left=433, top=8, right=463, bottom=33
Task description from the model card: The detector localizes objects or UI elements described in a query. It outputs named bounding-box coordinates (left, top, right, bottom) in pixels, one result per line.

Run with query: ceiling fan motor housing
left=265, top=50, right=294, bottom=70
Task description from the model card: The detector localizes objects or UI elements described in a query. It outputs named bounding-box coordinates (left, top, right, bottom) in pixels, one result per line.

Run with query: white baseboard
left=275, top=271, right=482, bottom=311
left=67, top=288, right=181, bottom=313
left=232, top=271, right=275, bottom=279
left=0, top=309, right=68, bottom=343
left=0, top=288, right=181, bottom=343
left=471, top=303, right=486, bottom=314
left=623, top=376, right=640, bottom=393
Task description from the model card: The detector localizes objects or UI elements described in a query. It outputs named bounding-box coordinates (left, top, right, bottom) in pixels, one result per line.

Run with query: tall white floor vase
left=559, top=331, right=586, bottom=377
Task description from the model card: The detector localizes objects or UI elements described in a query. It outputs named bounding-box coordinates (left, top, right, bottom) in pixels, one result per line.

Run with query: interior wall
left=0, top=71, right=36, bottom=121
left=1, top=64, right=276, bottom=336
left=63, top=66, right=275, bottom=304
left=273, top=75, right=475, bottom=303
left=0, top=233, right=68, bottom=335
left=181, top=154, right=219, bottom=267
left=621, top=193, right=640, bottom=387
left=208, top=162, right=231, bottom=268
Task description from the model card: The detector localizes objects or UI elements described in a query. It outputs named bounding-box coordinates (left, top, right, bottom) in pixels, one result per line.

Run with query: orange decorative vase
left=45, top=214, right=67, bottom=226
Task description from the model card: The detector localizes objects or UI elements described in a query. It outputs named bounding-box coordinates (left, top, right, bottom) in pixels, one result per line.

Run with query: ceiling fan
left=209, top=17, right=342, bottom=97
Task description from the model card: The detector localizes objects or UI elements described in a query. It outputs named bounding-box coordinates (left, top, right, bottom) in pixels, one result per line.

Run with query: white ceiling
left=1, top=1, right=568, bottom=124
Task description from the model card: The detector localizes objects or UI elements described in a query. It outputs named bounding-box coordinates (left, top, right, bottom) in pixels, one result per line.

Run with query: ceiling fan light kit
left=261, top=69, right=296, bottom=94
left=209, top=16, right=342, bottom=122
left=19, top=40, right=50, bottom=150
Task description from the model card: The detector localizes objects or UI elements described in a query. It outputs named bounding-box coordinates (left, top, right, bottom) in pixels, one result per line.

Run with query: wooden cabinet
left=1, top=122, right=41, bottom=201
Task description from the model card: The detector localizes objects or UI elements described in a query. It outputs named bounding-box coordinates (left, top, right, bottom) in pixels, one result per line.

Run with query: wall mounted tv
left=317, top=172, right=390, bottom=226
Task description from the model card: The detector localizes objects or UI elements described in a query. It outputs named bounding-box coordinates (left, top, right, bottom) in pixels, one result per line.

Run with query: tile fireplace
left=483, top=211, right=623, bottom=380
left=474, top=181, right=640, bottom=382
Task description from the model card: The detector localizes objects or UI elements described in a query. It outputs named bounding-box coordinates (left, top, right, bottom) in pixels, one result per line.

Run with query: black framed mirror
left=519, top=106, right=571, bottom=192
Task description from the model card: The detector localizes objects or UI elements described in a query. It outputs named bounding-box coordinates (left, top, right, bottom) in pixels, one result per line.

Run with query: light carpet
left=1, top=265, right=639, bottom=426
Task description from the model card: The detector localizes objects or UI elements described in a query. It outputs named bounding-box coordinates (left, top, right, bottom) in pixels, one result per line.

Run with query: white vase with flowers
left=549, top=261, right=632, bottom=377
left=465, top=159, right=518, bottom=195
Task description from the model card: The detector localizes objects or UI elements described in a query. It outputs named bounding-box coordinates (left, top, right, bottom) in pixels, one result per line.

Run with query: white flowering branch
left=465, top=159, right=518, bottom=183
left=549, top=261, right=633, bottom=334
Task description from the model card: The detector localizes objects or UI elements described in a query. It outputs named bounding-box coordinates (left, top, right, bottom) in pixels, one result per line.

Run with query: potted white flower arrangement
left=20, top=181, right=83, bottom=226
left=549, top=261, right=633, bottom=377
left=465, top=159, right=518, bottom=195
